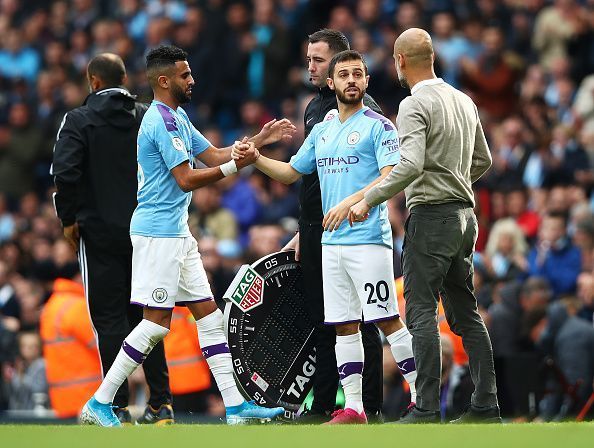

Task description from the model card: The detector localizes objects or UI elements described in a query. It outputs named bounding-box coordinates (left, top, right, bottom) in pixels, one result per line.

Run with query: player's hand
left=236, top=141, right=260, bottom=169
left=256, top=118, right=297, bottom=147
left=63, top=222, right=80, bottom=252
left=281, top=232, right=300, bottom=261
left=231, top=139, right=249, bottom=160
left=323, top=199, right=355, bottom=232
left=348, top=200, right=371, bottom=227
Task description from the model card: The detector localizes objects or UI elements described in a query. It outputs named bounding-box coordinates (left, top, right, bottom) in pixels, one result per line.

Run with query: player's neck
left=337, top=102, right=363, bottom=124
left=153, top=93, right=179, bottom=110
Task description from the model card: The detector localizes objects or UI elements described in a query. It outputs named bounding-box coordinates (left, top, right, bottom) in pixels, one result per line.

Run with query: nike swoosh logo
left=306, top=117, right=314, bottom=124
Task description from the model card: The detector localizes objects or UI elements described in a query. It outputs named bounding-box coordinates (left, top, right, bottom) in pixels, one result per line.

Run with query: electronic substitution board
left=223, top=251, right=316, bottom=418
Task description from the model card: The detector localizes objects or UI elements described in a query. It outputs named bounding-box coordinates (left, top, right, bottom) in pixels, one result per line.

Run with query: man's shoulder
left=362, top=94, right=382, bottom=114
left=361, top=108, right=396, bottom=131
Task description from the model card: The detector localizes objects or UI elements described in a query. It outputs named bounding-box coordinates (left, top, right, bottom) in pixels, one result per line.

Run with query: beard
left=171, top=82, right=191, bottom=104
left=396, top=61, right=409, bottom=89
left=336, top=86, right=365, bottom=105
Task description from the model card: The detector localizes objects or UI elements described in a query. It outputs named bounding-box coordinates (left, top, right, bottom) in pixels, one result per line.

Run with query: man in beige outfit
left=350, top=28, right=500, bottom=423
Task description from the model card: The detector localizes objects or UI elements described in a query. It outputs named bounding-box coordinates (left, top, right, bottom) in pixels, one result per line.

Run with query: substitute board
left=223, top=251, right=316, bottom=417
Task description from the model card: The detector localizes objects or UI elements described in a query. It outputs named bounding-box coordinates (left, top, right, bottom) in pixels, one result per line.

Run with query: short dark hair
left=328, top=50, right=368, bottom=79
left=546, top=211, right=569, bottom=227
left=308, top=29, right=350, bottom=54
left=146, top=45, right=188, bottom=87
left=87, top=54, right=126, bottom=87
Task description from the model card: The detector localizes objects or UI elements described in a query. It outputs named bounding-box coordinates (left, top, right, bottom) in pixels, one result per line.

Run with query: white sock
left=95, top=319, right=169, bottom=404
left=335, top=332, right=364, bottom=414
left=387, top=326, right=417, bottom=403
left=197, top=309, right=244, bottom=407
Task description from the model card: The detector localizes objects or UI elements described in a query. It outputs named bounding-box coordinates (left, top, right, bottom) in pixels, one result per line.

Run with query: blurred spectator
left=246, top=224, right=285, bottom=263
left=0, top=193, right=15, bottom=242
left=0, top=28, right=41, bottom=83
left=189, top=185, right=238, bottom=241
left=219, top=174, right=262, bottom=246
left=0, top=260, right=20, bottom=326
left=537, top=297, right=594, bottom=421
left=0, top=103, right=44, bottom=199
left=506, top=186, right=540, bottom=240
left=39, top=275, right=101, bottom=418
left=532, top=0, right=580, bottom=70
left=484, top=218, right=528, bottom=281
left=461, top=27, right=519, bottom=120
left=245, top=0, right=289, bottom=100
left=6, top=331, right=47, bottom=411
left=526, top=212, right=581, bottom=297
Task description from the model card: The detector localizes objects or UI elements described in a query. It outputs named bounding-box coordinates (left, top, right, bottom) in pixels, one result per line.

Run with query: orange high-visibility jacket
left=164, top=307, right=211, bottom=395
left=40, top=278, right=102, bottom=418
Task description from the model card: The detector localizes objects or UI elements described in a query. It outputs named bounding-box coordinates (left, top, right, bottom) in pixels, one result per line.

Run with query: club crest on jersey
left=172, top=137, right=186, bottom=152
left=152, top=288, right=168, bottom=303
left=347, top=131, right=360, bottom=145
left=226, top=265, right=265, bottom=311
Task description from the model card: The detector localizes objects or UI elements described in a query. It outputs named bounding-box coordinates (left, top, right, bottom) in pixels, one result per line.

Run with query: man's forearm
left=364, top=160, right=420, bottom=207
left=255, top=155, right=300, bottom=184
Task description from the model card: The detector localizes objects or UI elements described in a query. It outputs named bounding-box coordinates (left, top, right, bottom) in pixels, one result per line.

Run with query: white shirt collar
left=410, top=78, right=444, bottom=95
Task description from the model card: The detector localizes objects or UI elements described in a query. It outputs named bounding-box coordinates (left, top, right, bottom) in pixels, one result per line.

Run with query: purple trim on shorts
left=122, top=341, right=146, bottom=364
left=397, top=357, right=416, bottom=374
left=338, top=362, right=364, bottom=380
left=156, top=103, right=178, bottom=131
left=323, top=319, right=361, bottom=325
left=130, top=300, right=174, bottom=310
left=364, top=314, right=400, bottom=324
left=201, top=342, right=230, bottom=359
left=176, top=297, right=214, bottom=305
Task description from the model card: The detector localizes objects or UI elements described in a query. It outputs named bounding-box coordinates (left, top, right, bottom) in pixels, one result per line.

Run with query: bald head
left=87, top=53, right=126, bottom=89
left=394, top=28, right=434, bottom=68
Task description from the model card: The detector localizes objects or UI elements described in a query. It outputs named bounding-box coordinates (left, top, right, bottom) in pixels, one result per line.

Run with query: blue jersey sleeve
left=190, top=125, right=211, bottom=157
left=373, top=118, right=400, bottom=170
left=290, top=128, right=317, bottom=174
left=153, top=106, right=189, bottom=171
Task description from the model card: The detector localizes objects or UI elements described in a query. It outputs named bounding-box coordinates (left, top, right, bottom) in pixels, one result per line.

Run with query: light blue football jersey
left=130, top=100, right=211, bottom=237
left=290, top=106, right=400, bottom=247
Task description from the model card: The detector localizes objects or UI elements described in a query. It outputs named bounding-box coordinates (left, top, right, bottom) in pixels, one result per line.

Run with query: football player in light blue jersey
left=250, top=50, right=418, bottom=424
left=81, top=45, right=296, bottom=427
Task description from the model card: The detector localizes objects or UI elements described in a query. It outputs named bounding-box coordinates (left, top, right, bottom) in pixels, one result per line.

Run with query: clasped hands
left=322, top=197, right=372, bottom=232
left=232, top=118, right=297, bottom=163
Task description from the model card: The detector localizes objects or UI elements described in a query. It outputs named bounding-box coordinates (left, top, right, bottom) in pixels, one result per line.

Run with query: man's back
left=53, top=88, right=147, bottom=247
left=396, top=80, right=490, bottom=209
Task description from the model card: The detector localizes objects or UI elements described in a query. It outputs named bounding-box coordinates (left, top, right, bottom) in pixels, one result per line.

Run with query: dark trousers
left=299, top=222, right=383, bottom=414
left=402, top=202, right=497, bottom=412
left=79, top=237, right=171, bottom=409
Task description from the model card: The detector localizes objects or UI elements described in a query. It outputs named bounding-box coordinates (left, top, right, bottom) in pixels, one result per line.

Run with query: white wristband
left=220, top=160, right=238, bottom=177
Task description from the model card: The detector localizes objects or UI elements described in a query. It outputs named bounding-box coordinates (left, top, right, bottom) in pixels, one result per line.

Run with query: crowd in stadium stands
left=1, top=0, right=594, bottom=422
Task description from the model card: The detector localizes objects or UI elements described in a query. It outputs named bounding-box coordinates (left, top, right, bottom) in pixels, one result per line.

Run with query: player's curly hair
left=146, top=45, right=188, bottom=88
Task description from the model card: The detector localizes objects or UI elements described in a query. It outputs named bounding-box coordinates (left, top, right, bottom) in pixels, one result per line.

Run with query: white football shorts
left=322, top=244, right=399, bottom=324
left=130, top=235, right=213, bottom=309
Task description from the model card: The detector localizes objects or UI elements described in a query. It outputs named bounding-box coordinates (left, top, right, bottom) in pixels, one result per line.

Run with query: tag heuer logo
left=229, top=266, right=265, bottom=311
left=347, top=131, right=360, bottom=145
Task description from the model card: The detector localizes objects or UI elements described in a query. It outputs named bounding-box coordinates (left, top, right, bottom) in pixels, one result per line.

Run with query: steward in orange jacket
left=40, top=278, right=101, bottom=418
left=164, top=307, right=211, bottom=411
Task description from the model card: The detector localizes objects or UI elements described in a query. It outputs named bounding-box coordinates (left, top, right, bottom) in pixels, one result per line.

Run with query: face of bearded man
left=335, top=84, right=366, bottom=105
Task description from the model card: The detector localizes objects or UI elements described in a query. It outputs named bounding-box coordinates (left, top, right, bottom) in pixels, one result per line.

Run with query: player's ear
left=365, top=75, right=370, bottom=88
left=327, top=77, right=335, bottom=91
left=158, top=75, right=169, bottom=89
